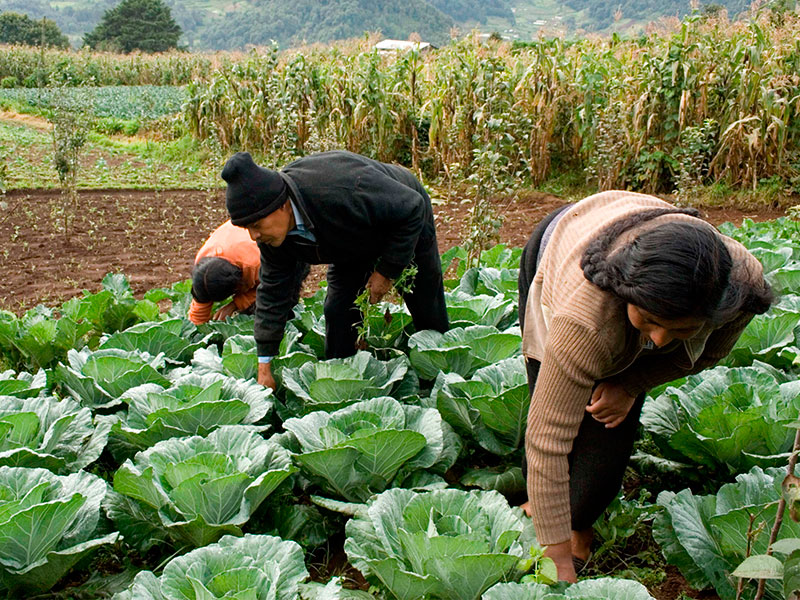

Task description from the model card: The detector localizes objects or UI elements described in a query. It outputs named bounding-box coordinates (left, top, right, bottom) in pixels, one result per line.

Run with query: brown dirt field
left=0, top=187, right=789, bottom=315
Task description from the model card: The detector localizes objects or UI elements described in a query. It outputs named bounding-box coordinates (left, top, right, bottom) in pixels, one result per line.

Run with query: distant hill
left=0, top=0, right=759, bottom=50
left=0, top=0, right=513, bottom=50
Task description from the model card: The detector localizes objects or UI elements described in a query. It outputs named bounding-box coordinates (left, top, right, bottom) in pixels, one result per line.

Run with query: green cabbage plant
left=408, top=325, right=521, bottom=380
left=344, top=488, right=538, bottom=600
left=428, top=357, right=528, bottom=455
left=482, top=578, right=656, bottom=599
left=105, top=425, right=295, bottom=550
left=53, top=347, right=170, bottom=410
left=0, top=395, right=113, bottom=472
left=98, top=318, right=210, bottom=365
left=0, top=467, right=118, bottom=594
left=109, top=372, right=273, bottom=460
left=445, top=291, right=516, bottom=329
left=455, top=266, right=519, bottom=299
left=280, top=396, right=460, bottom=502
left=280, top=351, right=418, bottom=417
left=654, top=466, right=800, bottom=600
left=641, top=362, right=799, bottom=479
left=113, top=533, right=308, bottom=600
left=189, top=334, right=259, bottom=381
left=0, top=369, right=46, bottom=398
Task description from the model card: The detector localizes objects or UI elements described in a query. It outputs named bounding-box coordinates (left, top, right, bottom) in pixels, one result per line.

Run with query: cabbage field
left=0, top=216, right=796, bottom=600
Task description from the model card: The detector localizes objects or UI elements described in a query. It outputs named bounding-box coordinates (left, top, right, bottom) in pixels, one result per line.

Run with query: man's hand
left=257, top=361, right=276, bottom=390
left=586, top=381, right=636, bottom=428
left=212, top=303, right=237, bottom=321
left=365, top=271, right=392, bottom=304
left=543, top=541, right=578, bottom=583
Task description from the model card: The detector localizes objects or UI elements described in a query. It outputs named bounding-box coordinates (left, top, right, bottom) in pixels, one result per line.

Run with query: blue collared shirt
left=287, top=200, right=316, bottom=242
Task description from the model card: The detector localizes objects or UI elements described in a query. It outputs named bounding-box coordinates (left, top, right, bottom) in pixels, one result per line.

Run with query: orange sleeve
left=232, top=288, right=257, bottom=312
left=188, top=299, right=213, bottom=325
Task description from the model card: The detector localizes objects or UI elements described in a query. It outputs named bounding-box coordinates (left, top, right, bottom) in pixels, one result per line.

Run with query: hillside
left=0, top=0, right=762, bottom=49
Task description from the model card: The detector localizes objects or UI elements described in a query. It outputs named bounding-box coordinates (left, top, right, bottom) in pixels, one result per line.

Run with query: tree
left=0, top=12, right=69, bottom=48
left=83, top=0, right=181, bottom=53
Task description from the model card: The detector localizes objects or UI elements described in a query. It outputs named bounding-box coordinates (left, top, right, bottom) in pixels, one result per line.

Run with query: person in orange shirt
left=187, top=220, right=261, bottom=325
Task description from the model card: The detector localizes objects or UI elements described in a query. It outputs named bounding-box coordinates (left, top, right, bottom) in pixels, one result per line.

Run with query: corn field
left=182, top=12, right=800, bottom=193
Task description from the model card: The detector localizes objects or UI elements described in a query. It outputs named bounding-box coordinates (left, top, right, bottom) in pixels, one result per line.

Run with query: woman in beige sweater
left=518, top=191, right=773, bottom=582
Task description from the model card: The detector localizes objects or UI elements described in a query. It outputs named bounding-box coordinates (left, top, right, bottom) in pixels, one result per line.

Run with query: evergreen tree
left=83, top=0, right=181, bottom=53
left=0, top=11, right=69, bottom=48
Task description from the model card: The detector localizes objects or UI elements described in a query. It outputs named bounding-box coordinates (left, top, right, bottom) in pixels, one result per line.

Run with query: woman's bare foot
left=571, top=528, right=593, bottom=561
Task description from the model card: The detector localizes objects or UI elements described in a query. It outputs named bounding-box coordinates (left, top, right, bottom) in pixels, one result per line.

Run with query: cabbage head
left=0, top=369, right=46, bottom=398
left=482, top=578, right=656, bottom=599
left=408, top=325, right=521, bottom=380
left=641, top=362, right=799, bottom=478
left=345, top=488, right=538, bottom=600
left=113, top=533, right=308, bottom=600
left=109, top=371, right=273, bottom=460
left=106, top=425, right=295, bottom=550
left=429, top=357, right=528, bottom=455
left=280, top=396, right=460, bottom=502
left=0, top=395, right=112, bottom=473
left=280, top=351, right=418, bottom=416
left=0, top=467, right=118, bottom=594
left=54, top=347, right=170, bottom=411
left=98, top=318, right=210, bottom=365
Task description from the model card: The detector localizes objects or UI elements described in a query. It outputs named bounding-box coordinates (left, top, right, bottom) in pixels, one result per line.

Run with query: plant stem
left=754, top=428, right=800, bottom=600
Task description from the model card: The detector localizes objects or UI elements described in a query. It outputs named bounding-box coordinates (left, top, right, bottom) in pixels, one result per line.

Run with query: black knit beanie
left=221, top=152, right=288, bottom=226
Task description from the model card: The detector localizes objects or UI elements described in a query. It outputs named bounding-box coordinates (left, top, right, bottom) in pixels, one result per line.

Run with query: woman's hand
left=585, top=382, right=636, bottom=428
left=543, top=541, right=578, bottom=583
left=212, top=302, right=237, bottom=321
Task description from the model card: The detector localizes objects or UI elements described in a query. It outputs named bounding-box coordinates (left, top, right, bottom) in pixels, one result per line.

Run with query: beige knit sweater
left=522, top=190, right=764, bottom=545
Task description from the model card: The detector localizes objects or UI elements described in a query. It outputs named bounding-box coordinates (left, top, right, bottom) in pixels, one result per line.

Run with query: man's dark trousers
left=324, top=233, right=448, bottom=359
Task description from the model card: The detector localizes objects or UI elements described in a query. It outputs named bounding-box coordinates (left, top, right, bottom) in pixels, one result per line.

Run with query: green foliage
left=641, top=362, right=799, bottom=480
left=83, top=0, right=181, bottom=53
left=113, top=533, right=309, bottom=600
left=108, top=371, right=274, bottom=460
left=483, top=578, right=658, bottom=599
left=0, top=467, right=118, bottom=594
left=278, top=396, right=459, bottom=502
left=106, top=426, right=296, bottom=550
left=0, top=395, right=113, bottom=473
left=0, top=11, right=68, bottom=48
left=654, top=466, right=800, bottom=600
left=343, top=487, right=539, bottom=600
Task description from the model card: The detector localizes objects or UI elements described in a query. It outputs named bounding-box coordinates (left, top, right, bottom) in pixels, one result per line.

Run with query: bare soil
left=0, top=187, right=788, bottom=314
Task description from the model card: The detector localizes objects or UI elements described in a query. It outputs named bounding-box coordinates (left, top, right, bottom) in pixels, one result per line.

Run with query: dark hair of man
left=191, top=257, right=243, bottom=303
left=581, top=208, right=773, bottom=323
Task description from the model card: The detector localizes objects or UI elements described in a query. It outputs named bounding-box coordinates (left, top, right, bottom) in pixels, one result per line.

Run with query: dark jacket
left=255, top=151, right=436, bottom=356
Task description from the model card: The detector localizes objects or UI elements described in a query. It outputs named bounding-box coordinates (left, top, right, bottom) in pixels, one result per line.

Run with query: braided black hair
left=581, top=208, right=773, bottom=323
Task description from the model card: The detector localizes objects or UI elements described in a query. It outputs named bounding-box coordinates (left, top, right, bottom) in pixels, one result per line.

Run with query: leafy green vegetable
left=99, top=318, right=210, bottom=365
left=113, top=533, right=308, bottom=600
left=408, top=325, right=521, bottom=380
left=280, top=351, right=418, bottom=417
left=641, top=362, right=798, bottom=478
left=53, top=347, right=170, bottom=411
left=0, top=369, right=46, bottom=398
left=654, top=466, right=800, bottom=600
left=109, top=372, right=274, bottom=460
left=106, top=426, right=295, bottom=550
left=445, top=291, right=516, bottom=329
left=428, top=357, right=528, bottom=455
left=0, top=467, right=118, bottom=594
left=0, top=395, right=113, bottom=473
left=280, top=396, right=460, bottom=502
left=344, top=488, right=538, bottom=600
left=482, top=578, right=657, bottom=599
